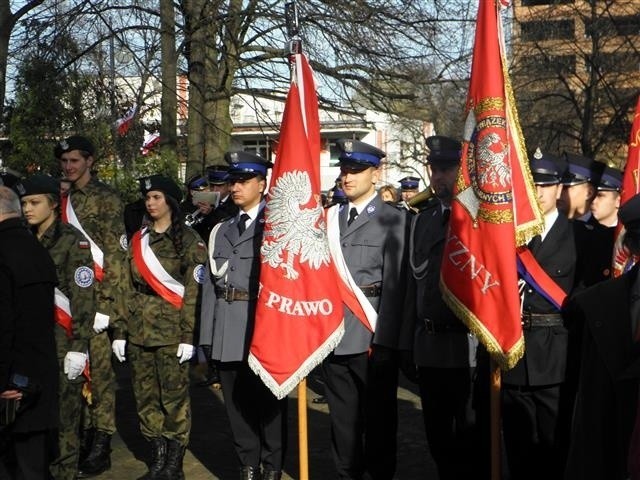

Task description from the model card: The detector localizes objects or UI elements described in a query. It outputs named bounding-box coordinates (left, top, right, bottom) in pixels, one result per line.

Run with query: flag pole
left=285, top=3, right=310, bottom=479
left=490, top=359, right=502, bottom=480
left=298, top=379, right=309, bottom=479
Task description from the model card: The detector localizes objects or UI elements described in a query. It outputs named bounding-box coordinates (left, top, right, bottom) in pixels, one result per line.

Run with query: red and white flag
left=612, top=95, right=640, bottom=277
left=248, top=53, right=344, bottom=399
left=141, top=131, right=160, bottom=156
left=115, top=104, right=137, bottom=136
left=440, top=0, right=543, bottom=370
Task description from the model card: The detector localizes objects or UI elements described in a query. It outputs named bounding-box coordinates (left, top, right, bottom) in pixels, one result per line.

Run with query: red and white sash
left=131, top=228, right=185, bottom=309
left=61, top=194, right=104, bottom=282
left=326, top=205, right=377, bottom=332
left=54, top=288, right=73, bottom=338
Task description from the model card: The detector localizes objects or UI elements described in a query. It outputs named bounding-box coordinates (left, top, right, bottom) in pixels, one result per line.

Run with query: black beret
left=529, top=148, right=561, bottom=185
left=54, top=135, right=95, bottom=159
left=425, top=136, right=462, bottom=168
left=596, top=166, right=622, bottom=192
left=139, top=174, right=183, bottom=202
left=336, top=139, right=385, bottom=168
left=20, top=174, right=60, bottom=197
left=224, top=151, right=273, bottom=178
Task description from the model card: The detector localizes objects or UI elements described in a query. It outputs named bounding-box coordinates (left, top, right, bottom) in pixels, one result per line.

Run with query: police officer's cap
left=54, top=135, right=95, bottom=159
left=336, top=139, right=385, bottom=169
left=224, top=151, right=273, bottom=179
left=425, top=136, right=462, bottom=168
left=596, top=166, right=622, bottom=192
left=529, top=148, right=561, bottom=186
left=186, top=174, right=208, bottom=191
left=560, top=153, right=597, bottom=186
left=205, top=165, right=230, bottom=185
left=140, top=174, right=183, bottom=202
left=399, top=176, right=420, bottom=191
left=20, top=174, right=60, bottom=197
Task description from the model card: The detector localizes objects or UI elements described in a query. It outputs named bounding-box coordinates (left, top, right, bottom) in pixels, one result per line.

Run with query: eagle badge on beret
left=534, top=147, right=543, bottom=159
left=59, top=140, right=69, bottom=151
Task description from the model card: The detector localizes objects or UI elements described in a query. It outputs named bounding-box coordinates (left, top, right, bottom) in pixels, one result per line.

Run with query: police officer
left=502, top=149, right=576, bottom=480
left=563, top=193, right=640, bottom=480
left=0, top=185, right=58, bottom=480
left=55, top=135, right=127, bottom=478
left=19, top=175, right=96, bottom=480
left=323, top=139, right=407, bottom=480
left=398, top=176, right=420, bottom=203
left=558, top=153, right=599, bottom=221
left=401, top=135, right=476, bottom=480
left=112, top=175, right=207, bottom=480
left=591, top=165, right=622, bottom=227
left=199, top=152, right=286, bottom=480
left=206, top=164, right=239, bottom=226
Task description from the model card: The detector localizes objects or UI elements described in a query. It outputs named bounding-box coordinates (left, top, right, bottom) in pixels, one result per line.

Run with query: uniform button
left=595, top=320, right=602, bottom=328
left=527, top=289, right=533, bottom=293
left=233, top=249, right=239, bottom=254
left=230, top=267, right=236, bottom=271
left=556, top=269, right=561, bottom=274
left=229, top=283, right=234, bottom=288
left=342, top=242, right=348, bottom=247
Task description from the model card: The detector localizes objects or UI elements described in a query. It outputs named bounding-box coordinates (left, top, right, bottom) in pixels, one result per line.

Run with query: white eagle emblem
left=261, top=170, right=331, bottom=280
left=476, top=132, right=510, bottom=189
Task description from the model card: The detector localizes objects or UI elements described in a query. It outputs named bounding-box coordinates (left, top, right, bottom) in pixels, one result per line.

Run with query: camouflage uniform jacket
left=66, top=177, right=128, bottom=324
left=116, top=226, right=207, bottom=347
left=39, top=219, right=96, bottom=357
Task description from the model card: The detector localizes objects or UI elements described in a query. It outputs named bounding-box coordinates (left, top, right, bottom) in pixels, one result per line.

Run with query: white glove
left=177, top=343, right=195, bottom=364
left=93, top=312, right=110, bottom=334
left=112, top=339, right=127, bottom=362
left=63, top=351, right=87, bottom=380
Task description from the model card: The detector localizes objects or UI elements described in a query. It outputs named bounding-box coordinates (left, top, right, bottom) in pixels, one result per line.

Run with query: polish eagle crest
left=261, top=170, right=331, bottom=280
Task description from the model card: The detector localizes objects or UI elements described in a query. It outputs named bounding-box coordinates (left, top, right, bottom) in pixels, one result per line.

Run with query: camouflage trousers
left=50, top=359, right=85, bottom=480
left=128, top=343, right=191, bottom=446
left=84, top=330, right=117, bottom=434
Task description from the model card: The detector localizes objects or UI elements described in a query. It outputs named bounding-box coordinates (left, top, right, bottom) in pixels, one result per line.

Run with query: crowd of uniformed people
left=0, top=131, right=638, bottom=480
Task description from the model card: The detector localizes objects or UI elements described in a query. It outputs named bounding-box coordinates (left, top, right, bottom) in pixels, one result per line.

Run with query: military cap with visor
left=596, top=166, right=622, bottom=192
left=224, top=151, right=273, bottom=179
left=529, top=148, right=562, bottom=186
left=139, top=174, right=183, bottom=202
left=399, top=176, right=420, bottom=191
left=335, top=139, right=386, bottom=170
left=54, top=135, right=95, bottom=159
left=560, top=153, right=598, bottom=186
left=186, top=174, right=209, bottom=191
left=205, top=165, right=230, bottom=185
left=19, top=174, right=61, bottom=197
left=425, top=135, right=462, bottom=169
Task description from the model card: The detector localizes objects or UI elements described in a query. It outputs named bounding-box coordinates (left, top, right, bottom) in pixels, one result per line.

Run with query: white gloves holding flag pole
left=93, top=312, right=110, bottom=333
left=63, top=351, right=88, bottom=380
left=112, top=339, right=126, bottom=362
left=177, top=344, right=195, bottom=364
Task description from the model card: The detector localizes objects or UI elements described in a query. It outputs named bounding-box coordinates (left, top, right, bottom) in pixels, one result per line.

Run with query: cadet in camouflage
left=56, top=135, right=128, bottom=478
left=19, top=174, right=96, bottom=480
left=112, top=174, right=207, bottom=480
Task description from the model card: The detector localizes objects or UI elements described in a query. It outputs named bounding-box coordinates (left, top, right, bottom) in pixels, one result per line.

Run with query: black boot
left=137, top=437, right=166, bottom=480
left=262, top=470, right=282, bottom=480
left=240, top=466, right=262, bottom=480
left=77, top=430, right=111, bottom=478
left=157, top=439, right=185, bottom=480
left=78, top=428, right=95, bottom=464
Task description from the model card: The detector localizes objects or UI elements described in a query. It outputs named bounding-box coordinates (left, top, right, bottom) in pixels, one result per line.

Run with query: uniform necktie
left=348, top=207, right=358, bottom=226
left=442, top=208, right=451, bottom=225
left=238, top=213, right=250, bottom=235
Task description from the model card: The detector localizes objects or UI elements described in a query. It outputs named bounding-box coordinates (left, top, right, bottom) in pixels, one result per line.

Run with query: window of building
left=329, top=140, right=341, bottom=167
left=519, top=54, right=576, bottom=76
left=586, top=15, right=640, bottom=38
left=597, top=52, right=638, bottom=72
left=520, top=19, right=575, bottom=42
left=242, top=140, right=271, bottom=160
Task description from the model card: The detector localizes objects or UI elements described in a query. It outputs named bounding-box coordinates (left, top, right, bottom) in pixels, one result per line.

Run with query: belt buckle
left=225, top=285, right=236, bottom=303
left=424, top=318, right=436, bottom=334
left=521, top=313, right=531, bottom=330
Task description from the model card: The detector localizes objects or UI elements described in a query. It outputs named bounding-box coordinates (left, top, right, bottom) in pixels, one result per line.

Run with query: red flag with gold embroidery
left=248, top=53, right=344, bottom=398
left=612, top=95, right=640, bottom=277
left=440, top=0, right=543, bottom=370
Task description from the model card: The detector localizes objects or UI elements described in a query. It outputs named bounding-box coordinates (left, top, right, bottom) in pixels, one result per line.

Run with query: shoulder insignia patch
left=193, top=264, right=206, bottom=284
left=119, top=234, right=128, bottom=251
left=74, top=266, right=94, bottom=288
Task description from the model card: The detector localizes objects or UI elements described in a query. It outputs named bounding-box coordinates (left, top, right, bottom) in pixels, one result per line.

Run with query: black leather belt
left=423, top=318, right=468, bottom=335
left=215, top=287, right=255, bottom=302
left=521, top=312, right=563, bottom=330
left=358, top=284, right=381, bottom=297
left=134, top=284, right=158, bottom=296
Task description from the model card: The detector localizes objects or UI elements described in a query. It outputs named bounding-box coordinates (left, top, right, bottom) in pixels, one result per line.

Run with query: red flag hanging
left=440, top=0, right=543, bottom=370
left=115, top=104, right=137, bottom=136
left=248, top=53, right=344, bottom=399
left=612, top=95, right=640, bottom=277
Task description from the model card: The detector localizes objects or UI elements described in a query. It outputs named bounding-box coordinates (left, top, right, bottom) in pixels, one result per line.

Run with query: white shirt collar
left=541, top=208, right=559, bottom=242
left=240, top=200, right=265, bottom=228
left=349, top=191, right=378, bottom=215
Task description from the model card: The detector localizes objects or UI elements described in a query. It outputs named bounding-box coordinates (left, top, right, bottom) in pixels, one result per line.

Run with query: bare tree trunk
left=160, top=0, right=178, bottom=171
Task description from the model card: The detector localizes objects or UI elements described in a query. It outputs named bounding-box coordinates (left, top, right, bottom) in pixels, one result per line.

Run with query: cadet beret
left=425, top=136, right=462, bottom=168
left=560, top=153, right=597, bottom=186
left=596, top=166, right=622, bottom=192
left=529, top=148, right=561, bottom=185
left=54, top=135, right=95, bottom=159
left=336, top=139, right=386, bottom=168
left=399, top=176, right=420, bottom=191
left=205, top=165, right=230, bottom=185
left=20, top=174, right=60, bottom=197
left=0, top=169, right=24, bottom=194
left=224, top=151, right=273, bottom=178
left=139, top=174, right=183, bottom=202
left=186, top=174, right=209, bottom=191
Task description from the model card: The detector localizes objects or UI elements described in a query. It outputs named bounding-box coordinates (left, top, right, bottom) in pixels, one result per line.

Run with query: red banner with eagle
left=440, top=0, right=543, bottom=370
left=613, top=95, right=640, bottom=277
left=248, top=53, right=344, bottom=399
